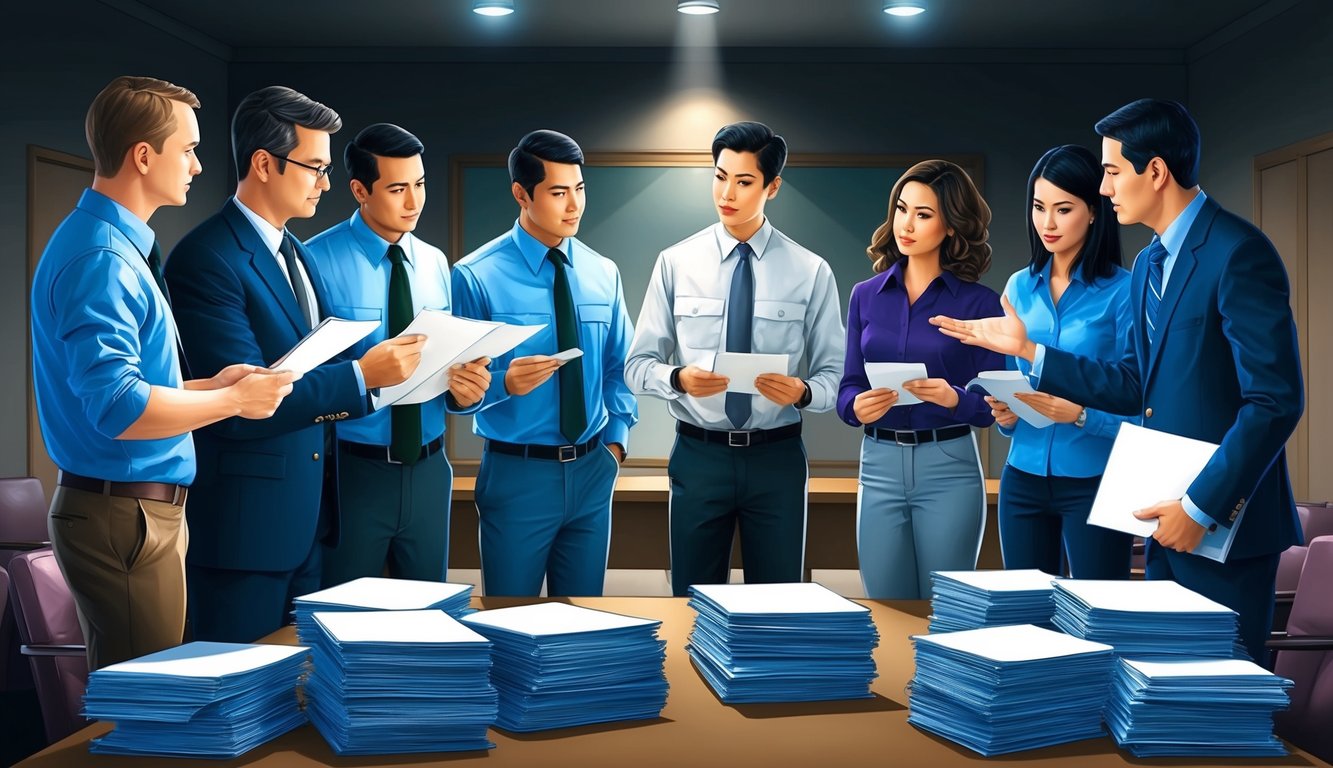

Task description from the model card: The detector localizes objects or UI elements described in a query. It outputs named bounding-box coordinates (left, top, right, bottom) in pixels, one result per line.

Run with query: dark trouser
left=1146, top=541, right=1280, bottom=665
left=186, top=530, right=323, bottom=644
left=998, top=464, right=1132, bottom=579
left=667, top=430, right=808, bottom=597
left=47, top=486, right=188, bottom=670
left=322, top=446, right=453, bottom=587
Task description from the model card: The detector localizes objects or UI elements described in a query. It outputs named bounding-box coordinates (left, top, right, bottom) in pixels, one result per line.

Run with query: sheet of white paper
left=713, top=352, right=789, bottom=394
left=864, top=362, right=929, bottom=405
left=461, top=602, right=658, bottom=636
left=98, top=641, right=308, bottom=678
left=377, top=309, right=495, bottom=405
left=271, top=317, right=379, bottom=376
left=690, top=582, right=869, bottom=615
left=1124, top=658, right=1279, bottom=679
left=314, top=609, right=489, bottom=645
left=390, top=321, right=545, bottom=406
left=551, top=348, right=584, bottom=363
left=1087, top=424, right=1238, bottom=562
left=913, top=623, right=1113, bottom=662
left=933, top=568, right=1058, bottom=592
left=1055, top=579, right=1234, bottom=614
left=965, top=370, right=1054, bottom=428
left=295, top=577, right=470, bottom=611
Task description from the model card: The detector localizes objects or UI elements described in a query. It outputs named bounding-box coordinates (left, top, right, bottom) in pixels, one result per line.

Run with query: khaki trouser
left=47, top=486, right=188, bottom=670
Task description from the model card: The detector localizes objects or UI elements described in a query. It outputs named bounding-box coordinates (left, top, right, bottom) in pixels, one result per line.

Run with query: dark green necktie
left=387, top=243, right=421, bottom=464
left=146, top=241, right=171, bottom=304
left=547, top=247, right=586, bottom=444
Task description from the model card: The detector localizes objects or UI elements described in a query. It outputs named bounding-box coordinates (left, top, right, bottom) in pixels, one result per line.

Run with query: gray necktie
left=725, top=242, right=754, bottom=429
left=279, top=235, right=315, bottom=328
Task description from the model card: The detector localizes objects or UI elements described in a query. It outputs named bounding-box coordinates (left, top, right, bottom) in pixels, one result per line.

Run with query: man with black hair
left=626, top=121, right=845, bottom=597
left=451, top=129, right=638, bottom=598
left=933, top=99, right=1303, bottom=663
left=306, top=123, right=490, bottom=586
left=166, top=88, right=426, bottom=641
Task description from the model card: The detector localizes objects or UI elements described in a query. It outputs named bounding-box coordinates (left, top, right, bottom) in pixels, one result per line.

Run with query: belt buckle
left=893, top=430, right=918, bottom=446
left=384, top=446, right=403, bottom=465
left=172, top=486, right=188, bottom=506
left=727, top=431, right=752, bottom=448
left=557, top=445, right=579, bottom=463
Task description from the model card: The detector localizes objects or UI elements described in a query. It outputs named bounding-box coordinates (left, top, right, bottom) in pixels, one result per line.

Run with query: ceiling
left=116, top=0, right=1296, bottom=55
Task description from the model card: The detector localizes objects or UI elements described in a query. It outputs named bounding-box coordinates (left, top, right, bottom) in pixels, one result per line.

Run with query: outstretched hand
left=930, top=294, right=1037, bottom=361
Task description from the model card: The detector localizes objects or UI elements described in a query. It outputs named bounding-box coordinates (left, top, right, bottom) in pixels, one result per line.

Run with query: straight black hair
left=1027, top=145, right=1122, bottom=282
left=232, top=86, right=341, bottom=181
left=711, top=121, right=787, bottom=186
left=509, top=130, right=584, bottom=198
left=1094, top=98, right=1201, bottom=188
left=345, top=123, right=424, bottom=193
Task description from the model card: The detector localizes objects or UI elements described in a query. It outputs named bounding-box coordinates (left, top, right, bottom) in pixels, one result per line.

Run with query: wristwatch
left=1074, top=408, right=1088, bottom=429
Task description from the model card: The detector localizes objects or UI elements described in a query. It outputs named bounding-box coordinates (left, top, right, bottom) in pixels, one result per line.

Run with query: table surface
left=19, top=597, right=1324, bottom=768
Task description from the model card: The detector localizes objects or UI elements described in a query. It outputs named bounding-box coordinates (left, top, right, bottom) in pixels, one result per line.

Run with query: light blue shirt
left=1000, top=262, right=1133, bottom=478
left=305, top=210, right=477, bottom=446
left=625, top=220, right=845, bottom=430
left=30, top=189, right=194, bottom=484
left=451, top=221, right=638, bottom=449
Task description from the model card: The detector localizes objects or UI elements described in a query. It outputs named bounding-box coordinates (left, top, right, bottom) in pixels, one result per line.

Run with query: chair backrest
left=1274, top=535, right=1333, bottom=763
left=6, top=549, right=89, bottom=744
left=1277, top=545, right=1309, bottom=593
left=0, top=476, right=47, bottom=693
left=1298, top=503, right=1333, bottom=542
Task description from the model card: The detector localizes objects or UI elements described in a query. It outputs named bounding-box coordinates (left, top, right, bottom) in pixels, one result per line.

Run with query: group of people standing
left=31, top=76, right=1301, bottom=676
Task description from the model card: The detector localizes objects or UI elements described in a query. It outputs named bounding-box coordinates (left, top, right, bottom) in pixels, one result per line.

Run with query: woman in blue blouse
left=989, top=144, right=1134, bottom=578
left=838, top=160, right=1003, bottom=599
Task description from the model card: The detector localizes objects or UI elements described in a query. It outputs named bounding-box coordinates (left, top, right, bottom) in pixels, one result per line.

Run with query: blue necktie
left=725, top=242, right=754, bottom=429
left=1143, top=237, right=1168, bottom=344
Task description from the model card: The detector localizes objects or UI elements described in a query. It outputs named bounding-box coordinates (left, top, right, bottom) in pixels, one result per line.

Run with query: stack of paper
left=1105, top=658, right=1293, bottom=757
left=928, top=569, right=1058, bottom=633
left=1051, top=580, right=1242, bottom=658
left=908, top=624, right=1116, bottom=755
left=304, top=610, right=497, bottom=754
left=293, top=578, right=473, bottom=645
left=460, top=602, right=668, bottom=732
left=84, top=642, right=308, bottom=758
left=686, top=583, right=879, bottom=703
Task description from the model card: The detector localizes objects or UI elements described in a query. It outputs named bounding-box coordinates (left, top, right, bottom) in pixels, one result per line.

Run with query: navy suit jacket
left=1041, top=196, right=1304, bottom=561
left=165, top=199, right=369, bottom=572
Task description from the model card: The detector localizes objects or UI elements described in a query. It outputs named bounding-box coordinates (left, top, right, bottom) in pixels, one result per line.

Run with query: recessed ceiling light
left=473, top=0, right=514, bottom=16
left=883, top=2, right=925, bottom=16
left=678, top=0, right=720, bottom=15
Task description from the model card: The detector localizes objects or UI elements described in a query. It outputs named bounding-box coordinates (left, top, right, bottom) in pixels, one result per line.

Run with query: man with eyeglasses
left=166, top=86, right=426, bottom=643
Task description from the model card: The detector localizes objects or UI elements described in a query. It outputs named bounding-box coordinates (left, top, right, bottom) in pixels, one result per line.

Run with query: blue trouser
left=857, top=431, right=985, bottom=599
left=474, top=443, right=619, bottom=597
left=666, top=431, right=808, bottom=597
left=998, top=464, right=1132, bottom=579
left=187, top=528, right=323, bottom=643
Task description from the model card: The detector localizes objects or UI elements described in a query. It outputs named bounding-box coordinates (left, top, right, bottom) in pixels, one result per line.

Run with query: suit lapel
left=290, top=237, right=329, bottom=324
left=1145, top=199, right=1216, bottom=382
left=222, top=202, right=308, bottom=334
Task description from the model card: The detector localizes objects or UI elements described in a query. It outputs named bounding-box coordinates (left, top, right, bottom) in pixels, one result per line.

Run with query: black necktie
left=548, top=247, right=586, bottom=445
left=725, top=242, right=754, bottom=429
left=387, top=243, right=422, bottom=464
left=146, top=241, right=171, bottom=305
left=279, top=235, right=315, bottom=328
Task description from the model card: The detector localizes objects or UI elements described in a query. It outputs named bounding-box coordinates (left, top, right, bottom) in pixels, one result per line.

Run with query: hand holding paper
left=678, top=365, right=729, bottom=398
left=713, top=352, right=789, bottom=395
left=864, top=362, right=928, bottom=405
left=966, top=371, right=1053, bottom=428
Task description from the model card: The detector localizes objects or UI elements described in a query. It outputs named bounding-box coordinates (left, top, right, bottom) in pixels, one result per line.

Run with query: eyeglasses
left=265, top=150, right=334, bottom=179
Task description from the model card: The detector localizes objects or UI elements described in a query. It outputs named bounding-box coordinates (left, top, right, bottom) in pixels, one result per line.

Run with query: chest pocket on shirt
left=673, top=296, right=724, bottom=350
left=578, top=303, right=612, bottom=354
left=753, top=300, right=806, bottom=355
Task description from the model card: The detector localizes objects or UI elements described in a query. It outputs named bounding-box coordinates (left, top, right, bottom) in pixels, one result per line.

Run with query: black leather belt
left=339, top=435, right=445, bottom=464
left=486, top=436, right=601, bottom=463
left=58, top=471, right=188, bottom=506
left=864, top=424, right=971, bottom=446
left=677, top=421, right=802, bottom=448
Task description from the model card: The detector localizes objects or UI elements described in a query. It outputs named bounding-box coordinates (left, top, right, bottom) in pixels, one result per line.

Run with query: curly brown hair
left=866, top=159, right=992, bottom=282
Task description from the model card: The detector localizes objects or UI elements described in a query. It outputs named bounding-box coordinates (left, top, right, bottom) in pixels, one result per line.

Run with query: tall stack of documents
left=84, top=642, right=308, bottom=758
left=908, top=624, right=1116, bottom=755
left=305, top=610, right=497, bottom=754
left=928, top=569, right=1058, bottom=633
left=1105, top=658, right=1293, bottom=757
left=293, top=577, right=473, bottom=645
left=461, top=602, right=668, bottom=731
left=686, top=582, right=879, bottom=703
left=1051, top=580, right=1241, bottom=658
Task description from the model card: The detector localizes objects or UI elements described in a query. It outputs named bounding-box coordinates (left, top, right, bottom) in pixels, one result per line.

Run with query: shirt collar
left=511, top=219, right=570, bottom=275
left=232, top=196, right=285, bottom=256
left=1159, top=189, right=1208, bottom=259
left=1029, top=258, right=1097, bottom=293
left=876, top=259, right=960, bottom=296
left=349, top=209, right=414, bottom=266
left=713, top=219, right=774, bottom=262
left=78, top=189, right=154, bottom=259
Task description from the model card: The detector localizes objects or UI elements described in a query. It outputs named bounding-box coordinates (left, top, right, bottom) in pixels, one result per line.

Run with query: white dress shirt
left=233, top=197, right=319, bottom=328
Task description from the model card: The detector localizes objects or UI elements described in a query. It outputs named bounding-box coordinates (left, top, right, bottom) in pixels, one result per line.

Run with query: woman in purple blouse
left=838, top=159, right=1004, bottom=599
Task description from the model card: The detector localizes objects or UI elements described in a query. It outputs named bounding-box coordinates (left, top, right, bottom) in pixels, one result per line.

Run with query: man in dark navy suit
left=166, top=87, right=425, bottom=643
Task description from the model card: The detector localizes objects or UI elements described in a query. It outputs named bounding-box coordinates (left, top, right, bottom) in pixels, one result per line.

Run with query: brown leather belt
left=58, top=471, right=188, bottom=506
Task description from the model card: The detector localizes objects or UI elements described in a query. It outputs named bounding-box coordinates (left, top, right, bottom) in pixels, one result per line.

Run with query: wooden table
left=19, top=596, right=1325, bottom=768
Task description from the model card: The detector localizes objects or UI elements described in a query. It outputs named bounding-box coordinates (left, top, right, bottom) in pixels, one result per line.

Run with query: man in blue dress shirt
left=451, top=130, right=638, bottom=597
left=626, top=122, right=845, bottom=596
left=30, top=76, right=295, bottom=669
left=306, top=123, right=491, bottom=586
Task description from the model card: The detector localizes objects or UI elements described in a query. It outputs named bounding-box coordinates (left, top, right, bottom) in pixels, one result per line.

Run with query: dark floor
left=1, top=686, right=46, bottom=767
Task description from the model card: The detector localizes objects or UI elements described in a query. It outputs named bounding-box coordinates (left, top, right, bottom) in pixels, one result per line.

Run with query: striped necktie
left=1143, top=238, right=1169, bottom=344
